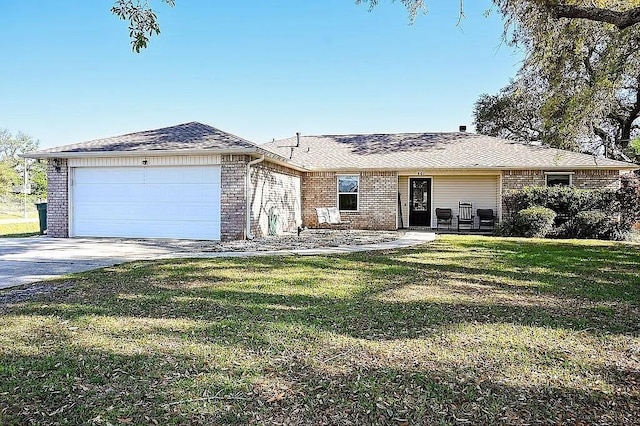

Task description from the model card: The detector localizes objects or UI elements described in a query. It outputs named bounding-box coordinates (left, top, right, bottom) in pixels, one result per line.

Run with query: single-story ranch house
left=25, top=122, right=638, bottom=241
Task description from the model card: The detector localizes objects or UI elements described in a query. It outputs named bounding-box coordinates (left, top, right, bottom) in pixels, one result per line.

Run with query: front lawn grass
left=0, top=235, right=638, bottom=425
left=0, top=212, right=38, bottom=220
left=0, top=221, right=39, bottom=238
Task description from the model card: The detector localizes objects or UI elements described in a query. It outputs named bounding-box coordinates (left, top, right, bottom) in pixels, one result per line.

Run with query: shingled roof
left=25, top=125, right=638, bottom=171
left=261, top=132, right=637, bottom=171
left=25, top=122, right=284, bottom=161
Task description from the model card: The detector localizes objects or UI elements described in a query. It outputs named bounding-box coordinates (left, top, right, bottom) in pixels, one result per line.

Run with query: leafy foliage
left=29, top=161, right=47, bottom=199
left=111, top=0, right=175, bottom=52
left=554, top=209, right=626, bottom=240
left=0, top=129, right=39, bottom=168
left=361, top=1, right=640, bottom=30
left=0, top=128, right=43, bottom=196
left=473, top=76, right=545, bottom=143
left=502, top=183, right=639, bottom=239
left=503, top=185, right=619, bottom=218
left=498, top=205, right=556, bottom=237
left=629, top=138, right=640, bottom=161
left=618, top=172, right=640, bottom=228
left=0, top=161, right=19, bottom=196
left=110, top=1, right=640, bottom=52
left=475, top=11, right=640, bottom=158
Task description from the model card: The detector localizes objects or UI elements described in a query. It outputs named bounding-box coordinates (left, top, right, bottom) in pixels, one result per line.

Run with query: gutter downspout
left=246, top=155, right=265, bottom=239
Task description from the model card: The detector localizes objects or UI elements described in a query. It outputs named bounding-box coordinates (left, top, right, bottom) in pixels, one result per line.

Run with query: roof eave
left=21, top=148, right=256, bottom=159
left=21, top=147, right=309, bottom=172
left=302, top=164, right=639, bottom=172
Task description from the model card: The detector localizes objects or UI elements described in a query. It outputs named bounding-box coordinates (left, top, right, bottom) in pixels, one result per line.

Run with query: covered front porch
left=397, top=172, right=502, bottom=231
left=406, top=226, right=496, bottom=235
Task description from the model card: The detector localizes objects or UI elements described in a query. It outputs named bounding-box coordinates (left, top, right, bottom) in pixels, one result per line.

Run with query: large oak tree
left=110, top=1, right=640, bottom=162
left=473, top=16, right=640, bottom=160
left=111, top=1, right=640, bottom=52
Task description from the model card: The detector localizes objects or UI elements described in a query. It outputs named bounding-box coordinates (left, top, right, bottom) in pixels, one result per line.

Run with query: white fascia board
left=22, top=148, right=309, bottom=172
left=21, top=148, right=257, bottom=159
left=307, top=165, right=638, bottom=172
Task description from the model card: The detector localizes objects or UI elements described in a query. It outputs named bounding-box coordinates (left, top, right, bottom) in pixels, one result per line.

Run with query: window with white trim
left=546, top=173, right=573, bottom=187
left=337, top=175, right=359, bottom=211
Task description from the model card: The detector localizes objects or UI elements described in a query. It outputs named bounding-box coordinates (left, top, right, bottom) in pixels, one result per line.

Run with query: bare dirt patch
left=127, top=229, right=402, bottom=253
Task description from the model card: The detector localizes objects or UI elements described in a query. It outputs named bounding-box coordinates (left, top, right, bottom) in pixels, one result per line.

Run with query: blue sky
left=1, top=1, right=523, bottom=148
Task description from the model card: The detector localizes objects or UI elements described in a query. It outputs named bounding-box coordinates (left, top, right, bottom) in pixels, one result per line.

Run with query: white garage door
left=72, top=166, right=221, bottom=240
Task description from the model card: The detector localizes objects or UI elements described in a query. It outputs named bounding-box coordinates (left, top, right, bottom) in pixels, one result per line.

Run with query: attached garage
left=26, top=122, right=302, bottom=241
left=71, top=164, right=221, bottom=240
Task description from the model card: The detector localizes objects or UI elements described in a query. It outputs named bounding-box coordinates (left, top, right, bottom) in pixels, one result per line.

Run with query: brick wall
left=501, top=170, right=546, bottom=191
left=502, top=169, right=622, bottom=192
left=43, top=155, right=301, bottom=242
left=302, top=171, right=398, bottom=230
left=220, top=155, right=249, bottom=241
left=46, top=159, right=69, bottom=238
left=250, top=162, right=302, bottom=237
left=573, top=169, right=621, bottom=189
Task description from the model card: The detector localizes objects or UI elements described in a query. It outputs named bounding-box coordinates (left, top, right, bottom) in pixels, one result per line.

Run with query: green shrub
left=502, top=184, right=634, bottom=240
left=618, top=174, right=640, bottom=231
left=501, top=180, right=640, bottom=240
left=554, top=210, right=626, bottom=241
left=503, top=186, right=618, bottom=219
left=498, top=206, right=556, bottom=238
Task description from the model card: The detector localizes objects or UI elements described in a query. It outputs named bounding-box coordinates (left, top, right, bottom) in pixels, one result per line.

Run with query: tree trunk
left=546, top=4, right=640, bottom=30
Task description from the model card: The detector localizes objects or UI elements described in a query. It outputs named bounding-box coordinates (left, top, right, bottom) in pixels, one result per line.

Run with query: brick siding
left=44, top=154, right=301, bottom=242
left=501, top=170, right=546, bottom=191
left=220, top=155, right=249, bottom=241
left=573, top=169, right=621, bottom=189
left=250, top=162, right=302, bottom=237
left=46, top=159, right=69, bottom=238
left=44, top=156, right=626, bottom=240
left=302, top=171, right=398, bottom=230
left=502, top=169, right=622, bottom=192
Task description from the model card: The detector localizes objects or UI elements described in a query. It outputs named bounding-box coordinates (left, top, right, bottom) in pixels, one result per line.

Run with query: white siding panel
left=68, top=155, right=221, bottom=168
left=72, top=166, right=221, bottom=240
left=432, top=175, right=499, bottom=228
left=398, top=176, right=408, bottom=228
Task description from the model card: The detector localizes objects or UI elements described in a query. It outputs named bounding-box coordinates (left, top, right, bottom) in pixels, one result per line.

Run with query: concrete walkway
left=0, top=232, right=436, bottom=289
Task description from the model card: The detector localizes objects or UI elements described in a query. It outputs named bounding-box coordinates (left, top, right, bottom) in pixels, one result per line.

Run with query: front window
left=546, top=173, right=572, bottom=187
left=337, top=175, right=359, bottom=211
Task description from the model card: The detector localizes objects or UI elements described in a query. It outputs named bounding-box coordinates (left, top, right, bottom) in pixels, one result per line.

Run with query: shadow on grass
left=0, top=329, right=637, bottom=425
left=0, top=231, right=40, bottom=238
left=1, top=236, right=638, bottom=424
left=9, top=237, right=639, bottom=337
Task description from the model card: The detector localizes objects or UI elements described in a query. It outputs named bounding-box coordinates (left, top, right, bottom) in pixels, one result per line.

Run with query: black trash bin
left=35, top=202, right=47, bottom=235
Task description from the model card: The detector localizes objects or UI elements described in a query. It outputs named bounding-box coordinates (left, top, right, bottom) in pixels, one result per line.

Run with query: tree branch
left=547, top=4, right=640, bottom=30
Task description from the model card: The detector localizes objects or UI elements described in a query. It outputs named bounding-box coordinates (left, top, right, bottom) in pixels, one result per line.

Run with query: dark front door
left=409, top=178, right=431, bottom=227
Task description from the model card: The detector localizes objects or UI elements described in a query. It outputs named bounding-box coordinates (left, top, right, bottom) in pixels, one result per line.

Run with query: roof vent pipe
left=459, top=125, right=467, bottom=132
left=296, top=132, right=300, bottom=147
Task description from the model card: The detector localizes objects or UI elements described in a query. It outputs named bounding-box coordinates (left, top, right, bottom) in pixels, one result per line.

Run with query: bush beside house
left=619, top=173, right=640, bottom=231
left=498, top=206, right=556, bottom=238
left=500, top=176, right=640, bottom=240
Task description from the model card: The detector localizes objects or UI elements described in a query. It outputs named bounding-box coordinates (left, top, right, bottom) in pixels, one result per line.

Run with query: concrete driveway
left=0, top=232, right=436, bottom=289
left=0, top=237, right=186, bottom=289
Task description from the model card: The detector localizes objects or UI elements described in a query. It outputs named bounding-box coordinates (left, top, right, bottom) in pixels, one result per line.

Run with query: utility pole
left=23, top=157, right=27, bottom=218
